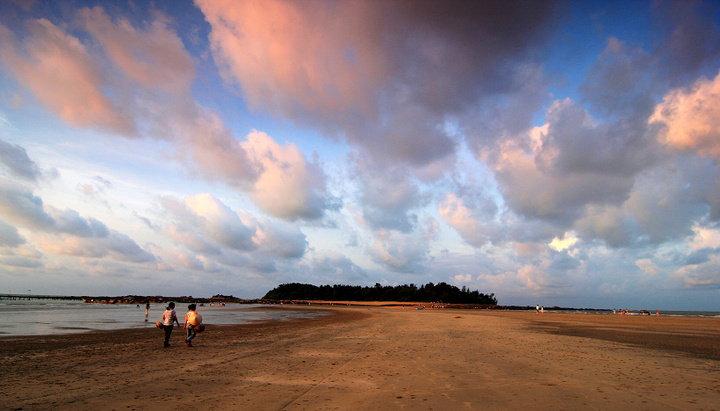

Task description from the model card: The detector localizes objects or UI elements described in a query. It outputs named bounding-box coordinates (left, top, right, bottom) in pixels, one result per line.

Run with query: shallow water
left=519, top=308, right=720, bottom=317
left=0, top=299, right=327, bottom=336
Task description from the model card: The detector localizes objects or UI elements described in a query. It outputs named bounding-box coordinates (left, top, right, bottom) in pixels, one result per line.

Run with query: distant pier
left=0, top=294, right=262, bottom=304
left=0, top=294, right=82, bottom=301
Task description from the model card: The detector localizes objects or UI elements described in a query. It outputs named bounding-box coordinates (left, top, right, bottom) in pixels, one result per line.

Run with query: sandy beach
left=2, top=307, right=719, bottom=410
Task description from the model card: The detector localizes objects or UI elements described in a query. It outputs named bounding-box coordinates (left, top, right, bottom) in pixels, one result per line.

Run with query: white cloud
left=549, top=232, right=578, bottom=252
left=242, top=131, right=334, bottom=221
left=368, top=228, right=433, bottom=274
left=453, top=273, right=473, bottom=283
left=673, top=253, right=720, bottom=288
left=160, top=193, right=308, bottom=262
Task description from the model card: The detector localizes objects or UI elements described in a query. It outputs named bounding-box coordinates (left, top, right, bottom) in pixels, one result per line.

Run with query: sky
left=1, top=0, right=720, bottom=310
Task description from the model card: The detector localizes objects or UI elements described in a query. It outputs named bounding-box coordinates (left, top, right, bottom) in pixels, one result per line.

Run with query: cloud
left=0, top=184, right=55, bottom=230
left=79, top=6, right=195, bottom=94
left=300, top=251, right=367, bottom=284
left=166, top=225, right=221, bottom=255
left=652, top=0, right=720, bottom=83
left=0, top=139, right=42, bottom=181
left=1, top=8, right=337, bottom=222
left=368, top=227, right=434, bottom=274
left=238, top=210, right=307, bottom=258
left=356, top=161, right=426, bottom=232
left=0, top=20, right=135, bottom=134
left=438, top=193, right=485, bottom=247
left=46, top=208, right=110, bottom=238
left=160, top=193, right=308, bottom=259
left=0, top=183, right=154, bottom=263
left=462, top=62, right=549, bottom=157
left=487, top=96, right=658, bottom=226
left=104, top=231, right=156, bottom=263
left=242, top=131, right=335, bottom=220
left=579, top=38, right=654, bottom=117
left=36, top=231, right=155, bottom=263
left=495, top=131, right=620, bottom=222
left=0, top=255, right=42, bottom=268
left=453, top=273, right=473, bottom=284
left=651, top=70, right=720, bottom=160
left=517, top=264, right=563, bottom=292
left=548, top=232, right=578, bottom=252
left=621, top=158, right=712, bottom=243
left=673, top=251, right=720, bottom=288
left=0, top=184, right=116, bottom=237
left=690, top=226, right=720, bottom=250
left=0, top=219, right=25, bottom=247
left=162, top=193, right=255, bottom=252
left=196, top=0, right=557, bottom=167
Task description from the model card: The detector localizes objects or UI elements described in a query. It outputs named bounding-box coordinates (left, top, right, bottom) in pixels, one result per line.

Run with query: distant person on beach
left=161, top=302, right=180, bottom=348
left=184, top=304, right=202, bottom=347
left=145, top=301, right=150, bottom=321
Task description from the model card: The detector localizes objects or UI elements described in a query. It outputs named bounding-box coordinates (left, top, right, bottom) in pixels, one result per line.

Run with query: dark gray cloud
left=579, top=39, right=655, bottom=118
left=304, top=251, right=368, bottom=284
left=0, top=255, right=42, bottom=268
left=0, top=185, right=55, bottom=230
left=0, top=184, right=154, bottom=263
left=0, top=219, right=25, bottom=247
left=50, top=209, right=109, bottom=238
left=685, top=247, right=717, bottom=265
left=354, top=158, right=429, bottom=233
left=652, top=0, right=720, bottom=84
left=0, top=139, right=42, bottom=181
left=105, top=231, right=155, bottom=263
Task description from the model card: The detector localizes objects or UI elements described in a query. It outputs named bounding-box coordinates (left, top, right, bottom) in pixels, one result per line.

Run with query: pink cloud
left=196, top=0, right=553, bottom=167
left=0, top=20, right=135, bottom=135
left=196, top=0, right=383, bottom=118
left=438, top=193, right=483, bottom=246
left=79, top=6, right=195, bottom=94
left=651, top=70, right=720, bottom=160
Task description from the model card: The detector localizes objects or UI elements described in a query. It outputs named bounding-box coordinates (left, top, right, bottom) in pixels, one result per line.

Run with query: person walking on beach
left=184, top=304, right=202, bottom=347
left=145, top=301, right=150, bottom=321
left=161, top=302, right=180, bottom=348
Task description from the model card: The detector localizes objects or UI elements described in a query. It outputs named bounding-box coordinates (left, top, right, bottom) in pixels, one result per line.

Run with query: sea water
left=528, top=308, right=720, bottom=317
left=0, top=299, right=328, bottom=336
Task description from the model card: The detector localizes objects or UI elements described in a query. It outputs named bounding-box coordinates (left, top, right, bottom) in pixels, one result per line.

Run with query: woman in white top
left=161, top=302, right=180, bottom=348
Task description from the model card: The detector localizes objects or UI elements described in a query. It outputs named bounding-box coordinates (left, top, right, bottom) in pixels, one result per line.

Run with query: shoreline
left=2, top=307, right=718, bottom=409
left=9, top=294, right=711, bottom=315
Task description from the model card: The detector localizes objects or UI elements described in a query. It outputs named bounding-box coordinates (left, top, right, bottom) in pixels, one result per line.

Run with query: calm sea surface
left=2, top=299, right=718, bottom=337
left=0, top=299, right=328, bottom=337
left=524, top=308, right=720, bottom=317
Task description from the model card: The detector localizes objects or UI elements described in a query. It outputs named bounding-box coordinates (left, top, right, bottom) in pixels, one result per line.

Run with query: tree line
left=263, top=282, right=497, bottom=305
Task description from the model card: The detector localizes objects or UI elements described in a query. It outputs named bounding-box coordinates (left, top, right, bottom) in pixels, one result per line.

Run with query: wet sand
left=1, top=307, right=719, bottom=410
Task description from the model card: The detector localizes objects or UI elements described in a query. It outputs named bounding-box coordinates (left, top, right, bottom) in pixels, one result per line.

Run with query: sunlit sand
left=2, top=307, right=718, bottom=409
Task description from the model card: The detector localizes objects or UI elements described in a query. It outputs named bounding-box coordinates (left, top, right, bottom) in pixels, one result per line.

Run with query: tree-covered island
left=263, top=282, right=497, bottom=305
